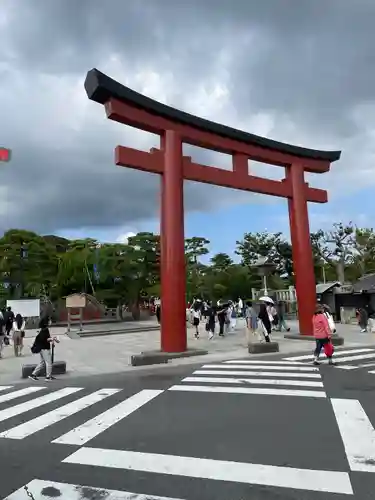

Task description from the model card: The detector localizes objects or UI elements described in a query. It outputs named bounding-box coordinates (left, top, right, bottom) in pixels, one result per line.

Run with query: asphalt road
left=1, top=346, right=375, bottom=499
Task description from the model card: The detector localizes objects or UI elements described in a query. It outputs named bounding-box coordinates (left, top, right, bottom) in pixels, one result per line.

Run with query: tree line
left=0, top=223, right=374, bottom=307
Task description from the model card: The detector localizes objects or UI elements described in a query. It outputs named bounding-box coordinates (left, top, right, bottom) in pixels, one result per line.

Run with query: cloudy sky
left=1, top=0, right=374, bottom=258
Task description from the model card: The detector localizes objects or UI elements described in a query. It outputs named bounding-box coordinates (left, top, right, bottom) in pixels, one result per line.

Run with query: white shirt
left=13, top=320, right=25, bottom=332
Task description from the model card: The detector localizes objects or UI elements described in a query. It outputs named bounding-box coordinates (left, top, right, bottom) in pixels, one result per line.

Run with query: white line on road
left=284, top=348, right=374, bottom=361
left=0, top=387, right=45, bottom=404
left=224, top=360, right=306, bottom=365
left=335, top=353, right=375, bottom=364
left=194, top=370, right=322, bottom=379
left=0, top=386, right=13, bottom=393
left=0, top=388, right=120, bottom=440
left=368, top=370, right=375, bottom=374
left=201, top=364, right=319, bottom=372
left=53, top=389, right=163, bottom=446
left=336, top=366, right=359, bottom=370
left=183, top=377, right=324, bottom=387
left=169, top=385, right=326, bottom=398
left=3, top=479, right=184, bottom=500
left=0, top=387, right=82, bottom=424
left=63, top=447, right=353, bottom=495
left=331, top=398, right=375, bottom=473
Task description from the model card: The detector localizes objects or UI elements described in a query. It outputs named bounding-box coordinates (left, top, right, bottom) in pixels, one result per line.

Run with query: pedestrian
left=0, top=311, right=5, bottom=359
left=4, top=306, right=14, bottom=342
left=258, top=303, right=271, bottom=342
left=217, top=301, right=228, bottom=337
left=191, top=303, right=201, bottom=339
left=276, top=301, right=290, bottom=332
left=312, top=304, right=335, bottom=366
left=29, top=316, right=59, bottom=381
left=245, top=301, right=258, bottom=342
left=12, top=313, right=25, bottom=357
left=205, top=301, right=216, bottom=340
left=229, top=303, right=237, bottom=333
left=358, top=307, right=368, bottom=333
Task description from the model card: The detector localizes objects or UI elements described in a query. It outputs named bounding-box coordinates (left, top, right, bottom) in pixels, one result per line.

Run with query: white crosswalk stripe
left=62, top=447, right=353, bottom=495
left=283, top=346, right=375, bottom=373
left=169, top=361, right=326, bottom=398
left=0, top=386, right=163, bottom=444
left=4, top=479, right=183, bottom=499
left=331, top=398, right=375, bottom=473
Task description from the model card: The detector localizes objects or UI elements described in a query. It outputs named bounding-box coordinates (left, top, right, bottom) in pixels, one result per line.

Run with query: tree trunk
left=131, top=301, right=141, bottom=321
left=336, top=260, right=345, bottom=284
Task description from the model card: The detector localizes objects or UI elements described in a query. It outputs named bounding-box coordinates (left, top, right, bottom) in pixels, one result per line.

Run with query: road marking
left=0, top=387, right=82, bottom=424
left=3, top=479, right=183, bottom=500
left=0, top=386, right=13, bottom=393
left=331, top=398, right=375, bottom=473
left=359, top=362, right=375, bottom=368
left=368, top=370, right=375, bottom=374
left=63, top=447, right=353, bottom=495
left=336, top=366, right=358, bottom=370
left=0, top=387, right=45, bottom=404
left=284, top=348, right=374, bottom=361
left=169, top=385, right=326, bottom=398
left=183, top=377, right=324, bottom=387
left=224, top=360, right=306, bottom=365
left=194, top=370, right=322, bottom=379
left=0, top=388, right=120, bottom=440
left=202, top=364, right=318, bottom=372
left=335, top=353, right=375, bottom=364
left=53, top=389, right=163, bottom=446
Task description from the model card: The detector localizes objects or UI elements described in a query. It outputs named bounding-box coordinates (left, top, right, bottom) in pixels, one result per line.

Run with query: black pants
left=314, top=338, right=330, bottom=358
left=207, top=320, right=215, bottom=333
left=218, top=317, right=225, bottom=335
left=5, top=323, right=12, bottom=336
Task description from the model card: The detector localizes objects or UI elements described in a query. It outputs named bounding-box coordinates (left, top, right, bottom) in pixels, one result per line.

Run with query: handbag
left=325, top=312, right=335, bottom=332
left=324, top=341, right=334, bottom=357
left=3, top=336, right=9, bottom=346
left=31, top=342, right=41, bottom=354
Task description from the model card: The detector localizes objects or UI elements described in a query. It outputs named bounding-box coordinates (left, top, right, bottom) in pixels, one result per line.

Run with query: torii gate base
left=84, top=69, right=342, bottom=355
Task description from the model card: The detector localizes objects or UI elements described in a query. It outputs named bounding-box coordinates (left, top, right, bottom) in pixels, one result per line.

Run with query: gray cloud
left=1, top=0, right=374, bottom=236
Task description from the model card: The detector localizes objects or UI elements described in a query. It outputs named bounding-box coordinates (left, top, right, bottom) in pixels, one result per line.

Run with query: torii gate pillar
left=84, top=68, right=341, bottom=353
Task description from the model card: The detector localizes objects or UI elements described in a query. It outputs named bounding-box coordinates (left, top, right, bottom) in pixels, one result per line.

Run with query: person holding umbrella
left=258, top=297, right=273, bottom=342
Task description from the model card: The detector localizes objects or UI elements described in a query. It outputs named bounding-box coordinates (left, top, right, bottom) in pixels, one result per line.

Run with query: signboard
left=0, top=148, right=11, bottom=162
left=66, top=294, right=86, bottom=308
left=7, top=299, right=40, bottom=317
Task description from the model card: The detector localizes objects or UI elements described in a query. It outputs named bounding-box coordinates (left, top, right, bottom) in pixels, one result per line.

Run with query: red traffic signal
left=0, top=148, right=11, bottom=162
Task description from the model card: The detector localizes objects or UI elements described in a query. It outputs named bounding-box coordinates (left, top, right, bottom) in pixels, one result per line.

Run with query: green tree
left=236, top=231, right=293, bottom=279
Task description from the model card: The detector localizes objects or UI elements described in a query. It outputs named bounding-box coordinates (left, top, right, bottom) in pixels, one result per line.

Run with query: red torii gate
left=84, top=68, right=341, bottom=353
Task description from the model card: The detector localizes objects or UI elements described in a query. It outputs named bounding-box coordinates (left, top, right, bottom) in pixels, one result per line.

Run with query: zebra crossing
left=2, top=377, right=375, bottom=497
left=169, top=359, right=327, bottom=398
left=283, top=346, right=375, bottom=373
left=0, top=385, right=162, bottom=443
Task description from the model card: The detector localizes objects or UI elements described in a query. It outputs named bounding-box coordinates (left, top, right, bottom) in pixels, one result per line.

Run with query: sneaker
left=208, top=333, right=214, bottom=340
left=28, top=375, right=38, bottom=381
left=45, top=376, right=56, bottom=381
left=328, top=360, right=337, bottom=366
left=313, top=360, right=320, bottom=366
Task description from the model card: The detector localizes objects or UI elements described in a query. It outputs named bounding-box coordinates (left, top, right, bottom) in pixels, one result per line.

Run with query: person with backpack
left=12, top=313, right=25, bottom=357
left=29, top=316, right=59, bottom=381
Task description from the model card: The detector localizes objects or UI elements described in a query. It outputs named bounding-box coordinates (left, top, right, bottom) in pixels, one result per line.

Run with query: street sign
left=0, top=147, right=11, bottom=162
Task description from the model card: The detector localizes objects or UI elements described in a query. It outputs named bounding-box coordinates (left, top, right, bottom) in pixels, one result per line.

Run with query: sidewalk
left=1, top=319, right=374, bottom=384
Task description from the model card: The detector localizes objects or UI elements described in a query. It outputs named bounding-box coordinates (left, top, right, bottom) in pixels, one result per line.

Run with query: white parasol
left=259, top=296, right=274, bottom=304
